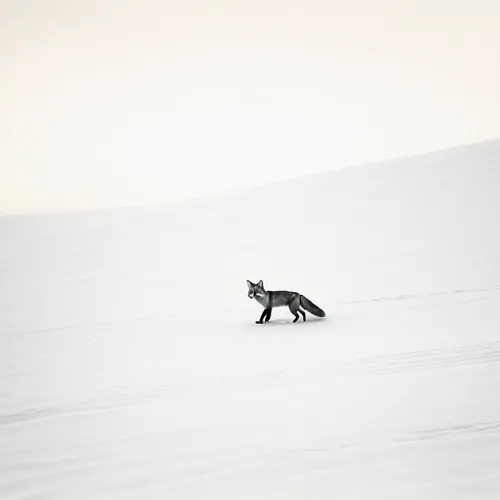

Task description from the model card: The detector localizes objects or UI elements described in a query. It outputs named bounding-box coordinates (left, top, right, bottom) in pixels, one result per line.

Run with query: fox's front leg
left=265, top=308, right=272, bottom=322
left=257, top=308, right=271, bottom=324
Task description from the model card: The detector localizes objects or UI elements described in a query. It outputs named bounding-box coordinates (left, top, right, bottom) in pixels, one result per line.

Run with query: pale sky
left=1, top=0, right=499, bottom=215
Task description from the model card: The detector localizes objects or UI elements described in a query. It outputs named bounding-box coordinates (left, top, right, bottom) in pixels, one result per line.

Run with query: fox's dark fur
left=246, top=280, right=326, bottom=324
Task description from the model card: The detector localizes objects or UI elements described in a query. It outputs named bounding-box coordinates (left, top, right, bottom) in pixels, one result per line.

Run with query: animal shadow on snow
left=253, top=317, right=327, bottom=328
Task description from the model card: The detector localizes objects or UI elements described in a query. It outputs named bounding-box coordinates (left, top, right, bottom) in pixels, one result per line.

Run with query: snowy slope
left=1, top=140, right=500, bottom=499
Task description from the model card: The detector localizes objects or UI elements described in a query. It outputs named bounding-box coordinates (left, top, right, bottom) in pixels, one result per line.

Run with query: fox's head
left=246, top=279, right=264, bottom=299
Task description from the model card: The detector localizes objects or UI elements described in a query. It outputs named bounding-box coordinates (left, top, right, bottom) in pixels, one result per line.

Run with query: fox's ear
left=257, top=280, right=264, bottom=288
left=246, top=280, right=253, bottom=289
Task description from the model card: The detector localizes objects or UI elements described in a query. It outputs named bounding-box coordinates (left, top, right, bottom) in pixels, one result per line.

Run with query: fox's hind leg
left=288, top=297, right=301, bottom=323
left=299, top=307, right=306, bottom=322
left=289, top=308, right=299, bottom=322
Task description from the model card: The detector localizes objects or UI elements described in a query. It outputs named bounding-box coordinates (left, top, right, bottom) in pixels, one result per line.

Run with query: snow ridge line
left=329, top=285, right=500, bottom=306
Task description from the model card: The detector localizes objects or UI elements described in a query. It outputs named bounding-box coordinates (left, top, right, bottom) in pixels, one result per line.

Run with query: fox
left=246, top=280, right=326, bottom=324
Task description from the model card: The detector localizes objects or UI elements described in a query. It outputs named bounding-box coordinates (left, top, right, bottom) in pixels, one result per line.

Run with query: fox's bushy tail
left=300, top=295, right=326, bottom=317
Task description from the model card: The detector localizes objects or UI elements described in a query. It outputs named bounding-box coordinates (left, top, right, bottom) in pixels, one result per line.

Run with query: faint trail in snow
left=395, top=421, right=500, bottom=443
left=264, top=420, right=500, bottom=464
left=330, top=285, right=500, bottom=308
left=344, top=340, right=500, bottom=376
left=0, top=408, right=57, bottom=426
left=206, top=340, right=500, bottom=392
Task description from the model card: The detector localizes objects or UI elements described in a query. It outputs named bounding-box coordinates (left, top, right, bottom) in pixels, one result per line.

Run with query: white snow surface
left=1, top=140, right=500, bottom=499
